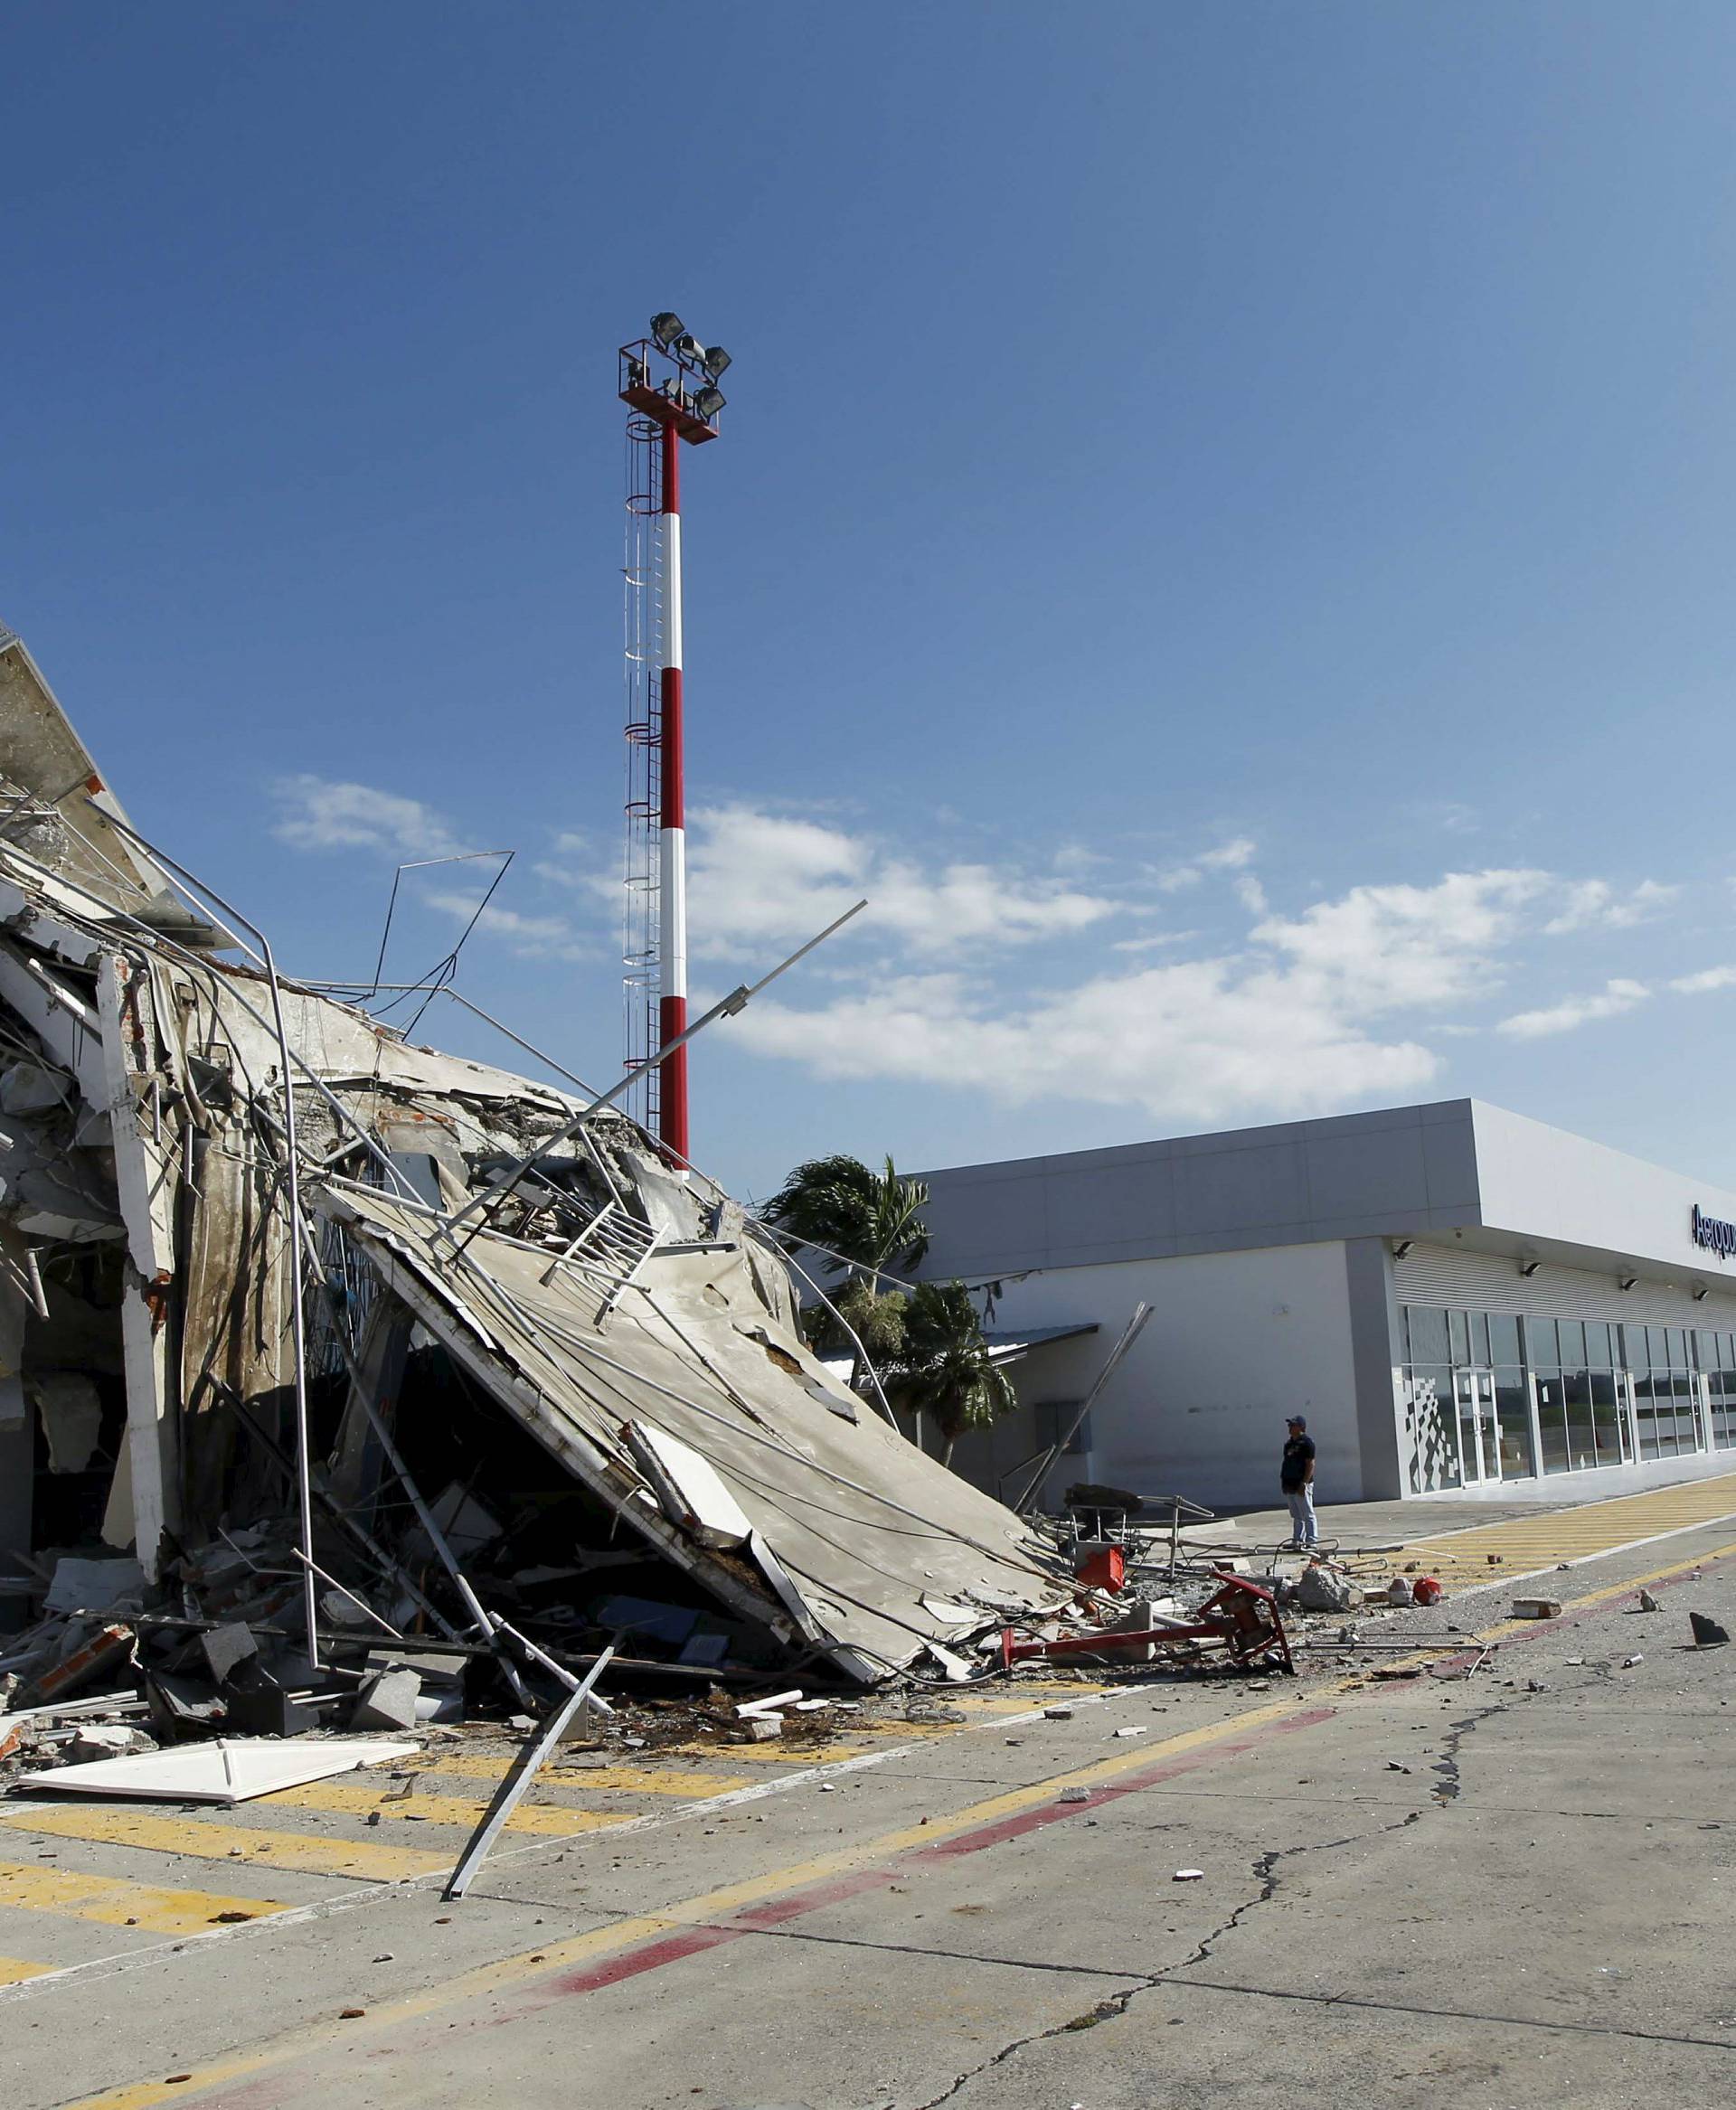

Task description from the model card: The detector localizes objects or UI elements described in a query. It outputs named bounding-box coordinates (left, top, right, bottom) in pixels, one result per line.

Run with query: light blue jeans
left=1286, top=1485, right=1318, bottom=1548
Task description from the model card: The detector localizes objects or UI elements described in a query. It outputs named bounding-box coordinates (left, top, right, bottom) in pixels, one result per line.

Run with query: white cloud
left=423, top=890, right=593, bottom=962
left=1199, top=837, right=1258, bottom=871
left=1495, top=978, right=1649, bottom=1041
left=1251, top=870, right=1550, bottom=1012
left=1670, top=965, right=1736, bottom=995
left=1543, top=879, right=1678, bottom=935
left=732, top=867, right=1557, bottom=1126
left=1110, top=930, right=1201, bottom=954
left=532, top=830, right=597, bottom=891
left=271, top=775, right=460, bottom=859
left=1155, top=836, right=1257, bottom=892
left=677, top=804, right=1119, bottom=959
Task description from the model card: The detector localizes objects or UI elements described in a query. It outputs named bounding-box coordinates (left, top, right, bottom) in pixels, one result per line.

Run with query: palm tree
left=761, top=1154, right=929, bottom=1293
left=887, top=1279, right=1017, bottom=1465
left=762, top=1154, right=929, bottom=1395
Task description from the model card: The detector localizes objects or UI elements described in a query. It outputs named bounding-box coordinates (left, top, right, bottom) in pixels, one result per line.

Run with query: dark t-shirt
left=1280, top=1434, right=1316, bottom=1492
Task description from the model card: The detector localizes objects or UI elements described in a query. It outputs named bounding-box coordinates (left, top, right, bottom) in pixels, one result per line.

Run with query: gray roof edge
left=918, top=1097, right=1478, bottom=1188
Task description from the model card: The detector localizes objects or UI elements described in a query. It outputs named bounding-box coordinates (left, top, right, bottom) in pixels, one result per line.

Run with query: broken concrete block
left=0, top=1061, right=70, bottom=1115
left=1297, top=1566, right=1356, bottom=1614
left=1510, top=1598, right=1562, bottom=1621
left=224, top=1681, right=322, bottom=1738
left=351, top=1670, right=421, bottom=1733
left=43, top=1557, right=145, bottom=1617
left=67, top=1724, right=156, bottom=1764
left=200, top=1624, right=259, bottom=1688
left=26, top=1624, right=135, bottom=1704
left=741, top=1716, right=782, bottom=1741
left=1691, top=1613, right=1730, bottom=1647
left=1058, top=1786, right=1090, bottom=1804
left=320, top=1590, right=381, bottom=1631
left=146, top=1672, right=223, bottom=1739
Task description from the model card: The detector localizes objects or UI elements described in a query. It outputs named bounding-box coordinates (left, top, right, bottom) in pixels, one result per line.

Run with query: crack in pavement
left=910, top=1659, right=1721, bottom=2105
left=1154, top=1971, right=1736, bottom=2051
left=907, top=1811, right=1420, bottom=2110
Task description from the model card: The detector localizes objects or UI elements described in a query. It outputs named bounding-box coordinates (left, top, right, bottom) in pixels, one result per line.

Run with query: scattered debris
left=1691, top=1614, right=1730, bottom=1648
left=1511, top=1598, right=1562, bottom=1621
left=1172, top=1868, right=1203, bottom=1881
left=1637, top=1589, right=1662, bottom=1614
left=1058, top=1786, right=1090, bottom=1804
left=1621, top=1654, right=1644, bottom=1669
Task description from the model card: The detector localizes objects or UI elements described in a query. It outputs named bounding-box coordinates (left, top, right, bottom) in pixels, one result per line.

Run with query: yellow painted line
left=264, top=1782, right=629, bottom=1836
left=1392, top=1472, right=1736, bottom=1590
left=404, top=1758, right=755, bottom=1799
left=658, top=1742, right=877, bottom=1767
left=0, top=1807, right=448, bottom=1883
left=0, top=1860, right=289, bottom=1936
left=52, top=1529, right=1736, bottom=2110
left=0, top=1955, right=53, bottom=1985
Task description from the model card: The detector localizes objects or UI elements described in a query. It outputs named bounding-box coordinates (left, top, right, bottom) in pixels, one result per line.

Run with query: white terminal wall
left=942, top=1241, right=1363, bottom=1512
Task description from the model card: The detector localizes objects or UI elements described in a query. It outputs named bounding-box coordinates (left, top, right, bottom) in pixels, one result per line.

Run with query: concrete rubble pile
left=0, top=622, right=1081, bottom=1776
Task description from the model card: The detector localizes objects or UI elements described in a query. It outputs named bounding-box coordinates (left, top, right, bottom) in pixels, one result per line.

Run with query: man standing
left=1281, top=1415, right=1317, bottom=1550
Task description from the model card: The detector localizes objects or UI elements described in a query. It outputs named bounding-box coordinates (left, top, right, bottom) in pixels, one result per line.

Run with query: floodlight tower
left=618, top=313, right=730, bottom=1163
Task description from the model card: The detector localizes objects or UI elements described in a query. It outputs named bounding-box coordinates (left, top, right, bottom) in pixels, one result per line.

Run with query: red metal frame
left=1000, top=1572, right=1294, bottom=1676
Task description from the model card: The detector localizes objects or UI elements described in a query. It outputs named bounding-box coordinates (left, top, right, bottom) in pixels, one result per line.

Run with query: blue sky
left=9, top=4, right=1736, bottom=1200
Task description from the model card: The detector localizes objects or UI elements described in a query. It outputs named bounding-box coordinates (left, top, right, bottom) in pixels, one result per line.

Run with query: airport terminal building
left=919, top=1099, right=1736, bottom=1512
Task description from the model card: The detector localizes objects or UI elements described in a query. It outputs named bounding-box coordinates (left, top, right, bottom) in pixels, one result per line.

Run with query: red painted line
left=730, top=1868, right=897, bottom=1928
left=902, top=1708, right=1337, bottom=1863
left=550, top=1923, right=738, bottom=1995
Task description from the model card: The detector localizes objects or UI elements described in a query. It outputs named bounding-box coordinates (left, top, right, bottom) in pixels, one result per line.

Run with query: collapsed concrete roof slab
left=320, top=1185, right=1071, bottom=1681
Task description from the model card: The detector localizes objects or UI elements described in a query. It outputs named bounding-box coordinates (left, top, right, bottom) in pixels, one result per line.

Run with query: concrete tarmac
left=7, top=1522, right=1736, bottom=2110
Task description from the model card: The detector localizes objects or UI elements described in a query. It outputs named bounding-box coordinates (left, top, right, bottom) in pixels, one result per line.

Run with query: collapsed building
left=0, top=621, right=1078, bottom=1720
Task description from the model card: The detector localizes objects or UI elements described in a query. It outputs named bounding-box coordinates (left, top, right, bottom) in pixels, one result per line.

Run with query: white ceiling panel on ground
left=15, top=1738, right=420, bottom=1804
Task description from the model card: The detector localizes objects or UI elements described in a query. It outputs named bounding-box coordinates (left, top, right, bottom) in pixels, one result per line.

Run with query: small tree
left=888, top=1279, right=1017, bottom=1465
left=764, top=1154, right=929, bottom=1392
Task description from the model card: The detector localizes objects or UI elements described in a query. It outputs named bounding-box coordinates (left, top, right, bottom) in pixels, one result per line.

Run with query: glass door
left=1455, top=1368, right=1501, bottom=1484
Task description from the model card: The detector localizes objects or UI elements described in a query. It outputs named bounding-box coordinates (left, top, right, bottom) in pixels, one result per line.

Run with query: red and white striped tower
left=618, top=319, right=727, bottom=1163
left=656, top=417, right=688, bottom=1163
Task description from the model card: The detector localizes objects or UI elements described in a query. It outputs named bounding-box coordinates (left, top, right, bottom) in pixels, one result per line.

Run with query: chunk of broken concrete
left=1297, top=1566, right=1356, bottom=1614
left=68, top=1724, right=157, bottom=1764
left=351, top=1670, right=422, bottom=1733
left=146, top=1672, right=223, bottom=1739
left=200, top=1624, right=259, bottom=1688
left=1510, top=1598, right=1562, bottom=1621
left=224, top=1680, right=322, bottom=1739
left=741, top=1716, right=782, bottom=1741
